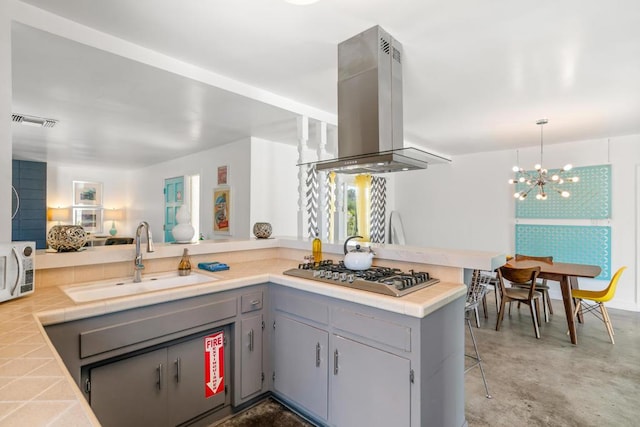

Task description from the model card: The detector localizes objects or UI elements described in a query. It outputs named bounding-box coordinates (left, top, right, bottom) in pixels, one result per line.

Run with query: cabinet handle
left=175, top=357, right=181, bottom=383
left=9, top=247, right=22, bottom=296
left=316, top=342, right=321, bottom=367
left=333, top=349, right=339, bottom=375
left=156, top=363, right=163, bottom=390
left=250, top=299, right=260, bottom=306
left=249, top=329, right=254, bottom=352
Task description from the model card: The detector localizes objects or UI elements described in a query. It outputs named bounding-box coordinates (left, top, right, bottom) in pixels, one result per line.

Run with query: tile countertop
left=35, top=237, right=506, bottom=272
left=5, top=238, right=503, bottom=426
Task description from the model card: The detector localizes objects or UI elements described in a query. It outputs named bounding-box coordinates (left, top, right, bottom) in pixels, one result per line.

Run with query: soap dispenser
left=178, top=248, right=192, bottom=276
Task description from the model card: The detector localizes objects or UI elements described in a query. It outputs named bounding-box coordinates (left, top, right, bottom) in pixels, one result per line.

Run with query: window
left=343, top=175, right=371, bottom=240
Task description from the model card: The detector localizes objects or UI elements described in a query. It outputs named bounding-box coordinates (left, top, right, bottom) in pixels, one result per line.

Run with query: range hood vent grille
left=392, top=46, right=401, bottom=63
left=380, top=37, right=390, bottom=55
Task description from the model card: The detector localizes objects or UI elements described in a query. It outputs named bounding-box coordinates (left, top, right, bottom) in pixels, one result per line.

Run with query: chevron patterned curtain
left=369, top=176, right=386, bottom=243
left=305, top=164, right=319, bottom=238
left=325, top=172, right=336, bottom=241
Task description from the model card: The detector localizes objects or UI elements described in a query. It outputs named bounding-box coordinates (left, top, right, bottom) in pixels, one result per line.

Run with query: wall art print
left=73, top=207, right=103, bottom=234
left=515, top=164, right=611, bottom=219
left=515, top=224, right=611, bottom=280
left=73, top=181, right=103, bottom=206
left=217, top=165, right=228, bottom=186
left=213, top=187, right=230, bottom=235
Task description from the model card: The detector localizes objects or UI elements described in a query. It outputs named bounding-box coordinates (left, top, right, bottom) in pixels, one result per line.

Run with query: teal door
left=164, top=176, right=184, bottom=242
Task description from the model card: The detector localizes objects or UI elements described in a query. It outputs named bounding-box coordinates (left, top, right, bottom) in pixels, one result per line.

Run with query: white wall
left=249, top=138, right=299, bottom=237
left=394, top=135, right=640, bottom=311
left=130, top=138, right=252, bottom=241
left=47, top=164, right=133, bottom=234
left=0, top=3, right=11, bottom=241
left=394, top=149, right=515, bottom=253
left=45, top=137, right=300, bottom=243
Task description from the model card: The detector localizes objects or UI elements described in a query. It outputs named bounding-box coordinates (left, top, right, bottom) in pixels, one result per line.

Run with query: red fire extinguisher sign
left=204, top=331, right=224, bottom=398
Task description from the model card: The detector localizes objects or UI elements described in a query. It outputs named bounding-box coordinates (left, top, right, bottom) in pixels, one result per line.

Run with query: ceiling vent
left=11, top=114, right=58, bottom=128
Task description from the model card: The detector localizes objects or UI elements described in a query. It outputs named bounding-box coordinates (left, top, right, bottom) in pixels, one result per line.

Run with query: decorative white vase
left=172, top=206, right=195, bottom=242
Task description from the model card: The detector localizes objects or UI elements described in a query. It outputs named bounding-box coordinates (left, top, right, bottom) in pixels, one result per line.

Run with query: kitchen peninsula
left=0, top=238, right=504, bottom=426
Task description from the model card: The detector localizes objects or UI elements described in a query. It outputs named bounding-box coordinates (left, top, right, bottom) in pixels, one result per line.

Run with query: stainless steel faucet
left=134, top=221, right=154, bottom=283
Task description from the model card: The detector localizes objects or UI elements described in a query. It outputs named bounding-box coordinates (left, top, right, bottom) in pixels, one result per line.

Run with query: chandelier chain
left=539, top=123, right=543, bottom=166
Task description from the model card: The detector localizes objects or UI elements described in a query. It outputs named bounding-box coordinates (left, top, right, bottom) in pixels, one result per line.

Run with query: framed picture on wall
left=73, top=207, right=103, bottom=233
left=217, top=165, right=228, bottom=185
left=213, top=186, right=230, bottom=235
left=73, top=181, right=103, bottom=206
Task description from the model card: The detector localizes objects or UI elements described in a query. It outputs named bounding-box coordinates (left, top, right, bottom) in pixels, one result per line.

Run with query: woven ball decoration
left=252, top=222, right=272, bottom=239
left=47, top=225, right=88, bottom=251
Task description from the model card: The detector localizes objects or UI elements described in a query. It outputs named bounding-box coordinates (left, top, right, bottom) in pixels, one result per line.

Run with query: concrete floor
left=465, top=294, right=640, bottom=426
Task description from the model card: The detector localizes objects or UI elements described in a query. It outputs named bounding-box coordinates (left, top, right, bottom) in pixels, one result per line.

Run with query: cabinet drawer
left=241, top=291, right=263, bottom=313
left=273, top=289, right=329, bottom=325
left=332, top=308, right=411, bottom=352
left=80, top=298, right=237, bottom=358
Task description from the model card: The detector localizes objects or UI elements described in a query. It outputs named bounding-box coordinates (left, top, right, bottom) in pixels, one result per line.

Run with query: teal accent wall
left=12, top=160, right=47, bottom=249
left=515, top=165, right=611, bottom=219
left=515, top=224, right=611, bottom=280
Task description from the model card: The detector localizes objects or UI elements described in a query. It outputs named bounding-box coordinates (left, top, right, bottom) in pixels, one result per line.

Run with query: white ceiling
left=10, top=0, right=640, bottom=169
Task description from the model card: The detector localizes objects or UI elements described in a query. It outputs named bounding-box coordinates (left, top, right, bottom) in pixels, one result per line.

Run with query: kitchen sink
left=61, top=272, right=218, bottom=303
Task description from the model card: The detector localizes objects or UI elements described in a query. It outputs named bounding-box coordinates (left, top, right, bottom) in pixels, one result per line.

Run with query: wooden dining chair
left=512, top=254, right=554, bottom=321
left=496, top=265, right=543, bottom=339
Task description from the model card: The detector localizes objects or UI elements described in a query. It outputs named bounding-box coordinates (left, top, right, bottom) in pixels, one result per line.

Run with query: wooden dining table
left=504, top=259, right=602, bottom=345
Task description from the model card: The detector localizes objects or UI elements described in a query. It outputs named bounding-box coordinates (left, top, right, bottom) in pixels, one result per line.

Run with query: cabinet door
left=273, top=314, right=328, bottom=420
left=331, top=335, right=411, bottom=427
left=240, top=314, right=263, bottom=398
left=168, top=333, right=227, bottom=426
left=89, top=348, right=167, bottom=427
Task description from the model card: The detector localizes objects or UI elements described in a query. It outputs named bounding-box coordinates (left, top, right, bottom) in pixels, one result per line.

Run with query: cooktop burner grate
left=283, top=260, right=439, bottom=297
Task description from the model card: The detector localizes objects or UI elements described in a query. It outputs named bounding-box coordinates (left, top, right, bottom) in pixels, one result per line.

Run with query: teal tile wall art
left=515, top=164, right=611, bottom=219
left=515, top=224, right=611, bottom=280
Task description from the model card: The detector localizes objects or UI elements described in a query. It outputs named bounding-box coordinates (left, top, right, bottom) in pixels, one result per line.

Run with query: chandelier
left=509, top=119, right=579, bottom=201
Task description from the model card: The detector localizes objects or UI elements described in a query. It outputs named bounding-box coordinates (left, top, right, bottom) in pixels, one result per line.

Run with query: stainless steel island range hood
left=314, top=25, right=450, bottom=174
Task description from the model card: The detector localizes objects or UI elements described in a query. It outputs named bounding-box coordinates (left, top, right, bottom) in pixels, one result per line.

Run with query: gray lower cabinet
left=271, top=285, right=423, bottom=426
left=168, top=337, right=227, bottom=426
left=88, top=331, right=228, bottom=427
left=46, top=282, right=463, bottom=426
left=90, top=348, right=167, bottom=427
left=273, top=313, right=329, bottom=421
left=240, top=314, right=263, bottom=398
left=330, top=334, right=410, bottom=427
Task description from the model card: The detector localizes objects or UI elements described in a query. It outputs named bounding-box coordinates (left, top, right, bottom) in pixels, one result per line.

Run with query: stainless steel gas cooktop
left=283, top=260, right=439, bottom=297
